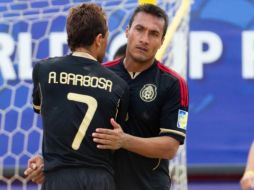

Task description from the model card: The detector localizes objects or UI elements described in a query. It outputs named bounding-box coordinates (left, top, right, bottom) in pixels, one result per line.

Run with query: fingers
left=92, top=119, right=124, bottom=150
left=95, top=128, right=114, bottom=134
left=92, top=131, right=113, bottom=139
left=240, top=176, right=254, bottom=190
left=92, top=128, right=115, bottom=143
left=93, top=137, right=119, bottom=150
left=110, top=118, right=121, bottom=129
left=31, top=172, right=44, bottom=183
left=34, top=175, right=45, bottom=184
left=240, top=178, right=248, bottom=190
left=27, top=155, right=43, bottom=170
left=92, top=131, right=121, bottom=150
left=93, top=138, right=112, bottom=145
left=31, top=163, right=37, bottom=170
left=24, top=167, right=33, bottom=176
left=92, top=129, right=119, bottom=145
left=94, top=118, right=122, bottom=134
left=28, top=155, right=41, bottom=163
left=96, top=144, right=114, bottom=149
left=24, top=163, right=37, bottom=175
left=25, top=167, right=41, bottom=181
left=25, top=164, right=45, bottom=184
left=31, top=165, right=45, bottom=184
left=250, top=177, right=254, bottom=188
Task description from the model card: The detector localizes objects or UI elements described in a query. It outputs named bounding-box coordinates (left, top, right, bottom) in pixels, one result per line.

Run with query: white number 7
left=67, top=92, right=98, bottom=150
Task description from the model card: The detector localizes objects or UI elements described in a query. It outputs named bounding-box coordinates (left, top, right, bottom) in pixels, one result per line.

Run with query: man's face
left=98, top=31, right=109, bottom=63
left=126, top=12, right=165, bottom=63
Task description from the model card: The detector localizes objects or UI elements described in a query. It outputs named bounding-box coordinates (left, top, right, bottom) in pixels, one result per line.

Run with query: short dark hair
left=129, top=4, right=168, bottom=38
left=66, top=3, right=108, bottom=51
left=114, top=44, right=127, bottom=59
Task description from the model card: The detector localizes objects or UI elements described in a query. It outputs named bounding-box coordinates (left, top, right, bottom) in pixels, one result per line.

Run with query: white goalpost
left=155, top=1, right=192, bottom=190
left=0, top=0, right=191, bottom=189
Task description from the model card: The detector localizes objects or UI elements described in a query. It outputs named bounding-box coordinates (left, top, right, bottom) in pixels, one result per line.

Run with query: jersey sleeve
left=32, top=63, right=41, bottom=114
left=115, top=85, right=129, bottom=126
left=159, top=79, right=189, bottom=144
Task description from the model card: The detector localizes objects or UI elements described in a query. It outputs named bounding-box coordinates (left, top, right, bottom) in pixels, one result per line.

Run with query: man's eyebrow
left=150, top=29, right=160, bottom=34
left=133, top=23, right=162, bottom=35
left=134, top=24, right=144, bottom=28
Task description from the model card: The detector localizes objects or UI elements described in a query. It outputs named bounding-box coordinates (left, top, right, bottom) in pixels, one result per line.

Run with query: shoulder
left=156, top=61, right=186, bottom=84
left=33, top=56, right=67, bottom=80
left=37, top=56, right=65, bottom=66
left=156, top=61, right=188, bottom=107
left=103, top=58, right=122, bottom=68
left=156, top=61, right=188, bottom=90
left=34, top=56, right=64, bottom=71
left=101, top=61, right=127, bottom=88
left=103, top=58, right=127, bottom=85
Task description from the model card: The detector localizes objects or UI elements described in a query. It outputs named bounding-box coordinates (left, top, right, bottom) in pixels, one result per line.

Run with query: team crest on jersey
left=177, top=110, right=188, bottom=130
left=140, top=84, right=157, bottom=102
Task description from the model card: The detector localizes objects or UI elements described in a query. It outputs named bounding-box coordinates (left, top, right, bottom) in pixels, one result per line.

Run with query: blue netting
left=0, top=2, right=182, bottom=188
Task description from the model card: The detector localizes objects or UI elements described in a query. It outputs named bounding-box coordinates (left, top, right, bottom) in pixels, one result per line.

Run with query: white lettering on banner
left=0, top=32, right=67, bottom=80
left=171, top=32, right=187, bottom=76
left=18, top=33, right=32, bottom=80
left=0, top=33, right=16, bottom=80
left=189, top=31, right=223, bottom=79
left=49, top=32, right=67, bottom=57
left=242, top=31, right=254, bottom=79
left=0, top=31, right=254, bottom=80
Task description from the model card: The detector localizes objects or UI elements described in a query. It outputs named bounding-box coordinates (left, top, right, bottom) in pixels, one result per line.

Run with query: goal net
left=0, top=0, right=191, bottom=189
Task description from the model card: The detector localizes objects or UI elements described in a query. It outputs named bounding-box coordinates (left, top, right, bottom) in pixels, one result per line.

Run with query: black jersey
left=32, top=55, right=129, bottom=175
left=104, top=58, right=188, bottom=190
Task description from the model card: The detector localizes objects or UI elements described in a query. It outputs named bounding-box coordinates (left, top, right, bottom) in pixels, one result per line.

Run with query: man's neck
left=124, top=56, right=154, bottom=72
left=73, top=47, right=97, bottom=61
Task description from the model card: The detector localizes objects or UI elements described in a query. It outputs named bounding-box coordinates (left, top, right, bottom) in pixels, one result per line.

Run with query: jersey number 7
left=67, top=92, right=98, bottom=150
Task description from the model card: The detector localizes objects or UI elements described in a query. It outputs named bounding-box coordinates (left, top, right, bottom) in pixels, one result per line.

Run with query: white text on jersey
left=48, top=72, right=113, bottom=92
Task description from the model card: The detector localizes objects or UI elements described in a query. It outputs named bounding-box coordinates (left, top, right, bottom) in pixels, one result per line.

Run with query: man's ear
left=95, top=33, right=103, bottom=48
left=160, top=36, right=165, bottom=48
left=125, top=26, right=129, bottom=38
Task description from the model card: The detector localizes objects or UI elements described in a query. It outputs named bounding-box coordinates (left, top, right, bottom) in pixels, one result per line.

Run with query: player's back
left=32, top=55, right=129, bottom=175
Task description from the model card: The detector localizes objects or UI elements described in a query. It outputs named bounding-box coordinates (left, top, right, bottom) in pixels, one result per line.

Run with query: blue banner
left=0, top=0, right=253, bottom=168
left=187, top=0, right=254, bottom=165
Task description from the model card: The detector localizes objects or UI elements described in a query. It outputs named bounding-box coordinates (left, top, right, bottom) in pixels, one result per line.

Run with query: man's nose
left=139, top=32, right=149, bottom=44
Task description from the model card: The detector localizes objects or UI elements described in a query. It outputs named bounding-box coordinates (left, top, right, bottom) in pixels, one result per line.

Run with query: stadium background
left=0, top=0, right=253, bottom=189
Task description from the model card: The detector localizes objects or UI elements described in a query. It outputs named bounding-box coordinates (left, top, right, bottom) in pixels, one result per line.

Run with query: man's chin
left=133, top=56, right=149, bottom=63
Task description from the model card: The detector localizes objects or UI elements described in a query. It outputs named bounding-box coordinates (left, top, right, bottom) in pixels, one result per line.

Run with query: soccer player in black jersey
left=92, top=4, right=189, bottom=190
left=25, top=3, right=129, bottom=190
left=24, top=4, right=189, bottom=190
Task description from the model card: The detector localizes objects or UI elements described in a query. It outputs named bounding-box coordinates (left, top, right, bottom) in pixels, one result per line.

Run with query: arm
left=240, top=142, right=254, bottom=190
left=32, top=63, right=41, bottom=114
left=120, top=125, right=179, bottom=159
left=93, top=77, right=188, bottom=160
left=244, top=142, right=254, bottom=172
left=25, top=64, right=44, bottom=183
left=93, top=118, right=179, bottom=160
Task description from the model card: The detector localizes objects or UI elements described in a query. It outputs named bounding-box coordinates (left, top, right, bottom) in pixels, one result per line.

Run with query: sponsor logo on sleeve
left=177, top=110, right=188, bottom=130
